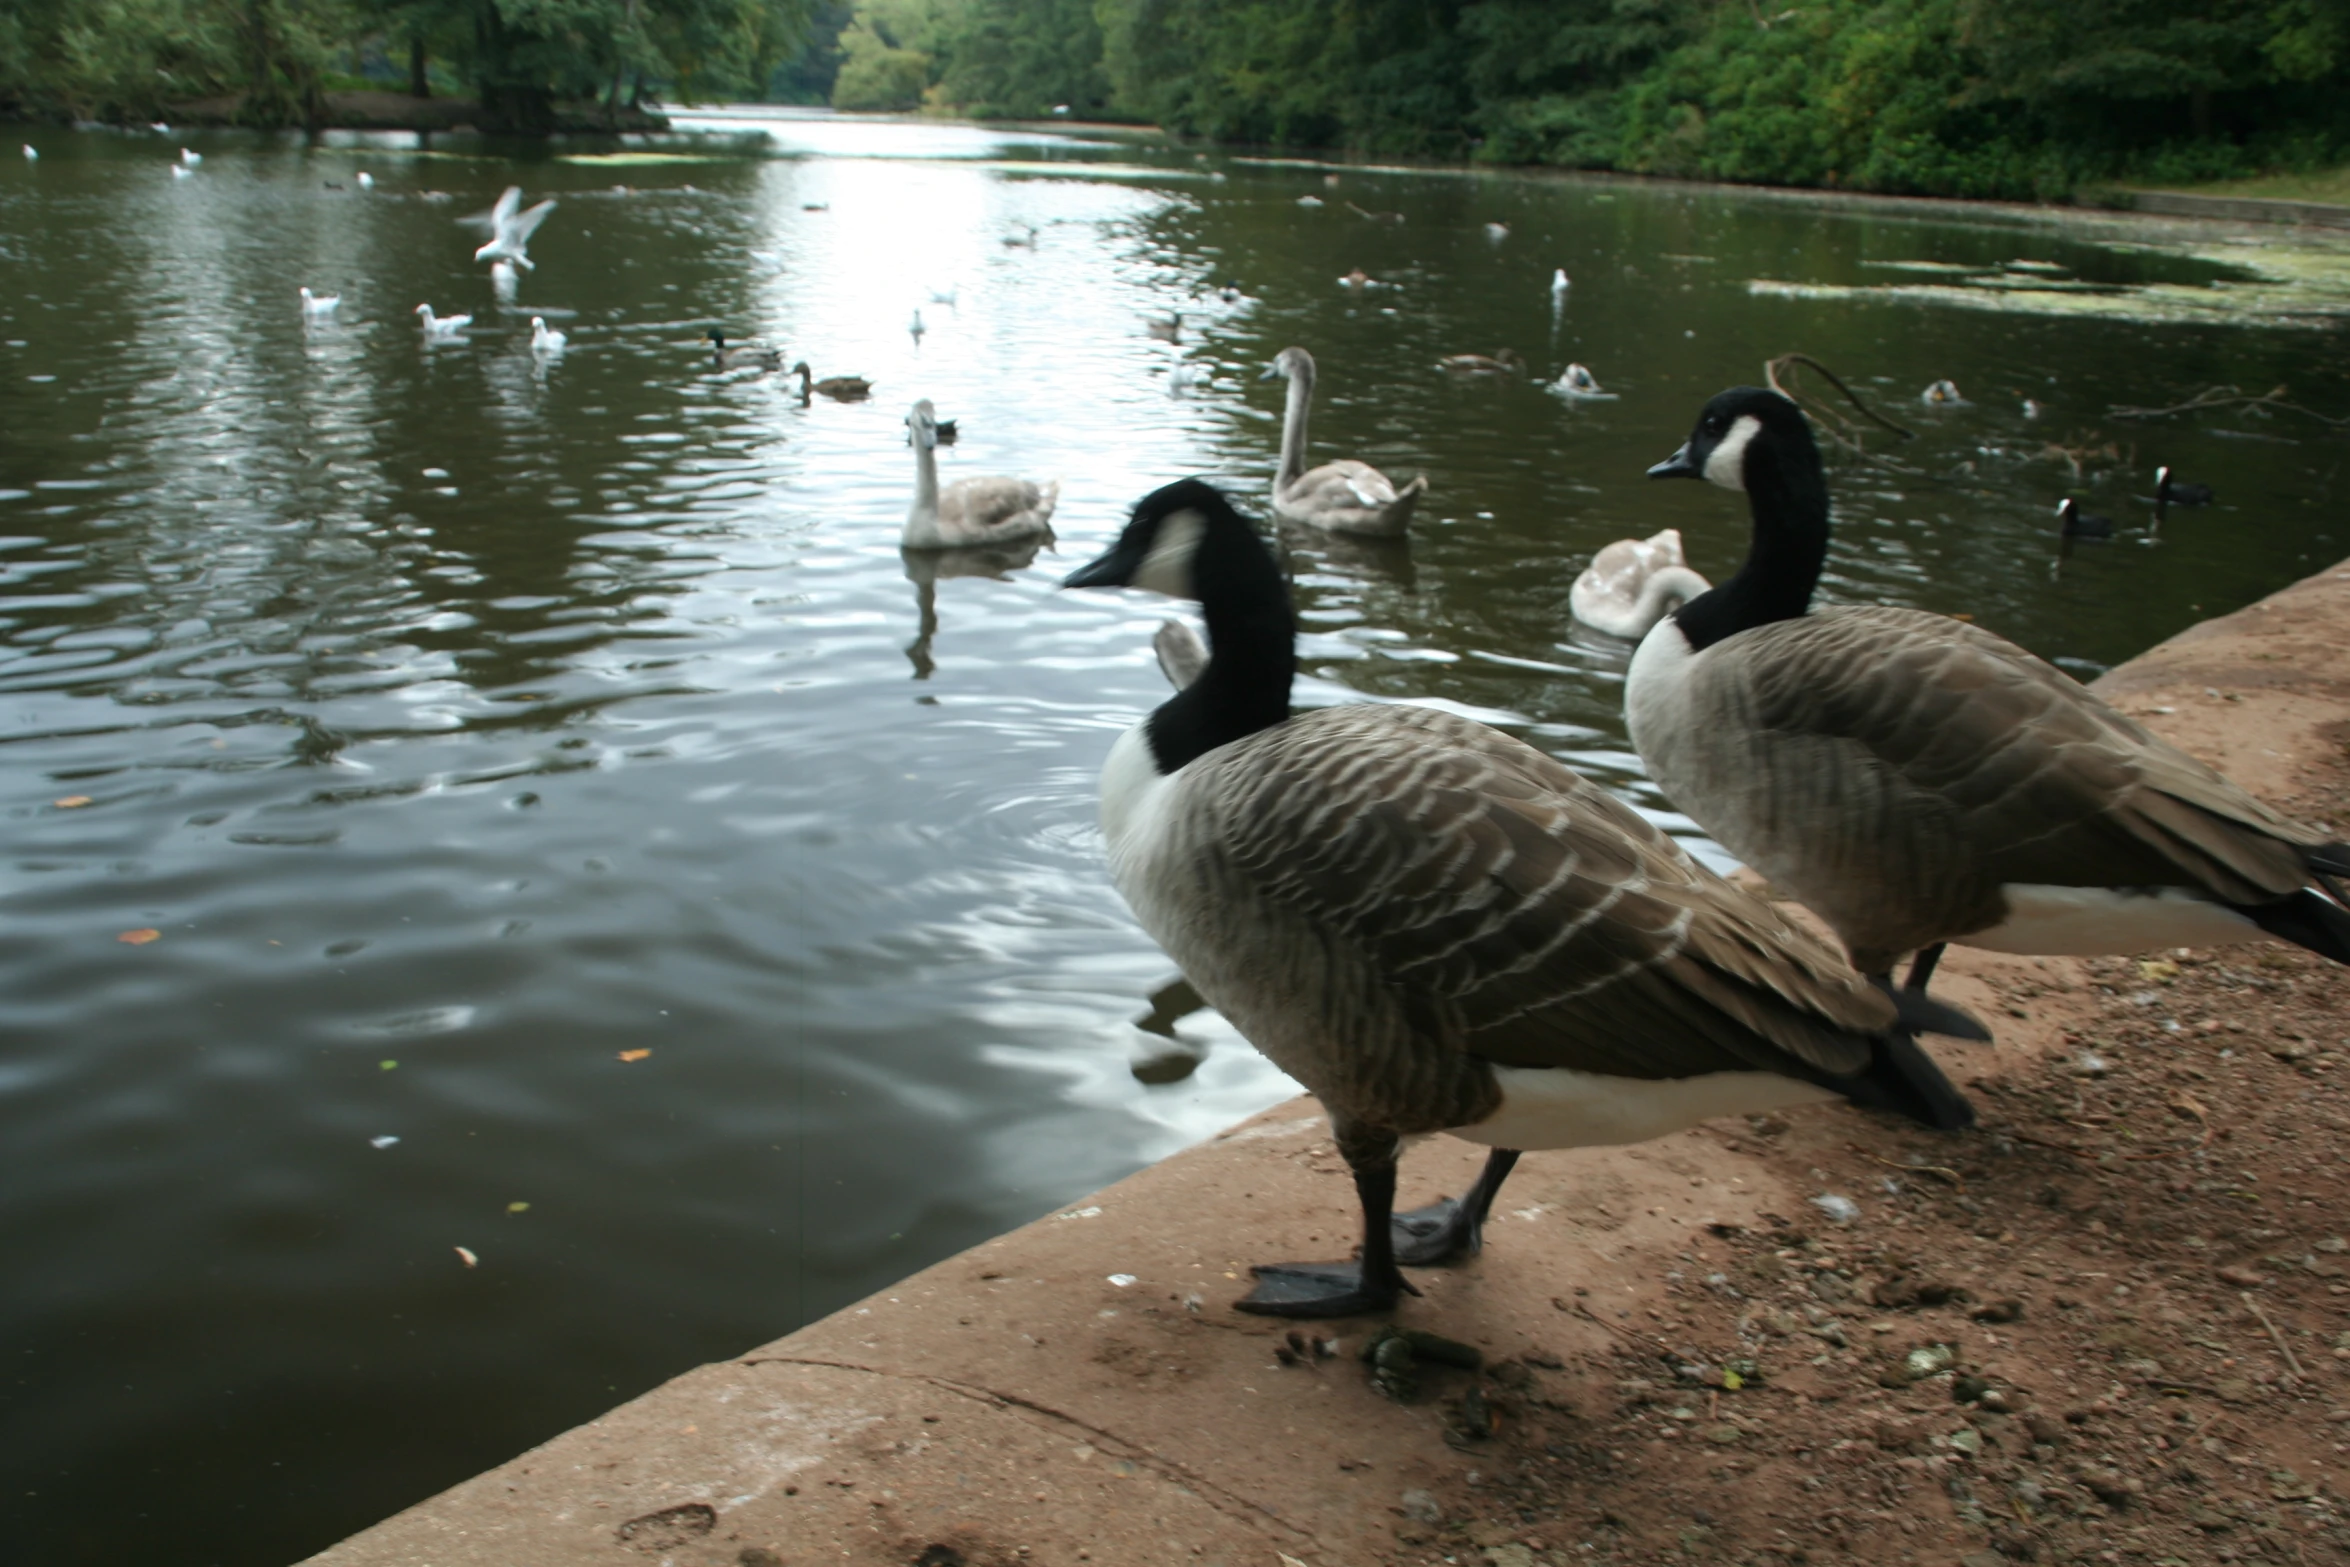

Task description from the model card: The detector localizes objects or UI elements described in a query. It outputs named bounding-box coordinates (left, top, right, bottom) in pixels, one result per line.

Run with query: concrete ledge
left=308, top=559, right=2350, bottom=1567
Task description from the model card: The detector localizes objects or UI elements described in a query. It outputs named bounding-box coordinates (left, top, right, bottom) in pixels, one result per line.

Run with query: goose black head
left=1648, top=386, right=1813, bottom=494
left=706, top=328, right=728, bottom=351
left=1065, top=478, right=1253, bottom=601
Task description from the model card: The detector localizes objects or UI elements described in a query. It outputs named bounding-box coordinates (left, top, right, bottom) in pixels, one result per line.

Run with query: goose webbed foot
left=1868, top=950, right=1993, bottom=1043
left=1237, top=1260, right=1414, bottom=1318
left=1389, top=1147, right=1521, bottom=1266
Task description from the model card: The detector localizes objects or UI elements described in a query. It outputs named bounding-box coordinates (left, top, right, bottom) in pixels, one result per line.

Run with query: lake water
left=5, top=107, right=2348, bottom=1565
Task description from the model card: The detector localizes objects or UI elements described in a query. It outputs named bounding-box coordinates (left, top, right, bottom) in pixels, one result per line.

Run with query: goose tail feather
left=2242, top=887, right=2350, bottom=965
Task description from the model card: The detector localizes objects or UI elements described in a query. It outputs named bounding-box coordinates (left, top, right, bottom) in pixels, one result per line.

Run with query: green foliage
left=936, top=0, right=1108, bottom=118
left=830, top=17, right=928, bottom=107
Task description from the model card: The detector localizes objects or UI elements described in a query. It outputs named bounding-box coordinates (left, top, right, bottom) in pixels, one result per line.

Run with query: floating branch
left=2109, top=383, right=2350, bottom=427
left=1766, top=352, right=1916, bottom=454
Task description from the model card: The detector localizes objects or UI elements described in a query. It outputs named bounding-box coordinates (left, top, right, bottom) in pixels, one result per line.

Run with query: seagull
left=179, top=148, right=202, bottom=166
left=530, top=317, right=567, bottom=356
left=1484, top=221, right=1510, bottom=241
left=171, top=165, right=193, bottom=180
left=415, top=304, right=472, bottom=343
left=356, top=171, right=374, bottom=191
left=20, top=145, right=34, bottom=161
left=1297, top=194, right=1323, bottom=208
left=298, top=287, right=340, bottom=317
left=468, top=186, right=556, bottom=271
left=1550, top=268, right=1571, bottom=299
left=148, top=122, right=168, bottom=134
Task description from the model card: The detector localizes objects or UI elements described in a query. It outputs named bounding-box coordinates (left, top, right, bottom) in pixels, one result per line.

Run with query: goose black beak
left=1063, top=543, right=1141, bottom=590
left=1647, top=444, right=1701, bottom=480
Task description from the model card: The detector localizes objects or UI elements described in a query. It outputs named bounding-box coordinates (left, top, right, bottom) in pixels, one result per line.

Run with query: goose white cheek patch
left=1702, top=414, right=1763, bottom=492
left=1132, top=508, right=1206, bottom=599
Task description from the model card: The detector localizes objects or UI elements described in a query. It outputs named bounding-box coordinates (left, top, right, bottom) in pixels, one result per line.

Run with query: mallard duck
left=1920, top=378, right=1965, bottom=406
left=1438, top=349, right=1522, bottom=376
left=707, top=330, right=781, bottom=373
left=1263, top=346, right=1425, bottom=537
left=903, top=400, right=1056, bottom=550
left=791, top=361, right=869, bottom=401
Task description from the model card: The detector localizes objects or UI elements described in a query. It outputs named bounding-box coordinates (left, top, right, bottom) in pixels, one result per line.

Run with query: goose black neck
left=1672, top=426, right=1831, bottom=652
left=1144, top=524, right=1295, bottom=774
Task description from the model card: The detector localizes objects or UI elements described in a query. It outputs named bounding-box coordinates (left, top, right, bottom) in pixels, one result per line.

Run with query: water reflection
left=4, top=109, right=2350, bottom=1567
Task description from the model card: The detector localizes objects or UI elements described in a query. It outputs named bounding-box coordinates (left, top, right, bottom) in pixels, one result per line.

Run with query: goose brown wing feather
left=1194, top=704, right=1893, bottom=1084
left=1723, top=607, right=2324, bottom=912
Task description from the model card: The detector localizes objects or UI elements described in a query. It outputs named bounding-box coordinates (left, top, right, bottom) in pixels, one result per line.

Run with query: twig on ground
left=2242, top=1292, right=2307, bottom=1380
left=1849, top=1144, right=1967, bottom=1190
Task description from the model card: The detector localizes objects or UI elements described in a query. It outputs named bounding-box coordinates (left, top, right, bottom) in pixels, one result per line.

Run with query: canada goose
left=1550, top=363, right=1612, bottom=400
left=1920, top=378, right=1965, bottom=406
left=2055, top=497, right=2111, bottom=541
left=903, top=399, right=1057, bottom=550
left=414, top=304, right=472, bottom=342
left=706, top=330, right=781, bottom=373
left=2155, top=465, right=2213, bottom=531
left=470, top=186, right=556, bottom=271
left=298, top=287, right=340, bottom=317
left=1570, top=529, right=1712, bottom=640
left=1437, top=349, right=1521, bottom=376
left=1630, top=385, right=2350, bottom=1004
left=791, top=361, right=869, bottom=401
left=530, top=316, right=567, bottom=356
left=1065, top=477, right=1981, bottom=1317
left=1263, top=347, right=1425, bottom=538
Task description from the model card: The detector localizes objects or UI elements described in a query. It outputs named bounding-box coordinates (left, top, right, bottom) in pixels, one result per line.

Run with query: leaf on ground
left=55, top=795, right=91, bottom=808
left=454, top=1246, right=478, bottom=1268
left=507, top=1201, right=530, bottom=1214
left=117, top=928, right=160, bottom=945
left=618, top=1048, right=651, bottom=1062
left=379, top=1059, right=398, bottom=1071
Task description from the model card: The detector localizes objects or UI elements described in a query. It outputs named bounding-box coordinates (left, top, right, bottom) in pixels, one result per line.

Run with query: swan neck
left=1276, top=362, right=1313, bottom=491
left=906, top=434, right=941, bottom=544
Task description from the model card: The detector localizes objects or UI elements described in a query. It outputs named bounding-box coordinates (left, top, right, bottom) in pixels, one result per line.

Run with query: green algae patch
left=556, top=151, right=752, bottom=165
left=1753, top=230, right=2350, bottom=329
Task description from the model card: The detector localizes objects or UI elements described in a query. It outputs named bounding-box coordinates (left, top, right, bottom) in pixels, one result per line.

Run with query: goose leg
left=1391, top=1148, right=1522, bottom=1265
left=1238, top=1129, right=1417, bottom=1318
left=1903, top=944, right=1946, bottom=995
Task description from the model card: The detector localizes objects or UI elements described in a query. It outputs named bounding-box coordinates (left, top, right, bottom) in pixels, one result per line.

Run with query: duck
left=903, top=399, right=1057, bottom=550
left=1063, top=476, right=1982, bottom=1318
left=791, top=361, right=869, bottom=401
left=470, top=185, right=556, bottom=271
left=414, top=304, right=472, bottom=342
left=707, top=329, right=781, bottom=373
left=1438, top=349, right=1522, bottom=376
left=1569, top=528, right=1712, bottom=640
left=298, top=286, right=340, bottom=318
left=1339, top=268, right=1373, bottom=290
left=1263, top=345, right=1426, bottom=538
left=909, top=308, right=926, bottom=341
left=530, top=316, right=567, bottom=356
left=928, top=285, right=958, bottom=306
left=1628, top=385, right=2350, bottom=1008
left=1146, top=311, right=1182, bottom=343
left=1920, top=378, right=1965, bottom=406
left=1002, top=223, right=1039, bottom=249
left=2055, top=497, right=2112, bottom=541
left=1550, top=363, right=1612, bottom=399
left=2154, top=465, right=2214, bottom=530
